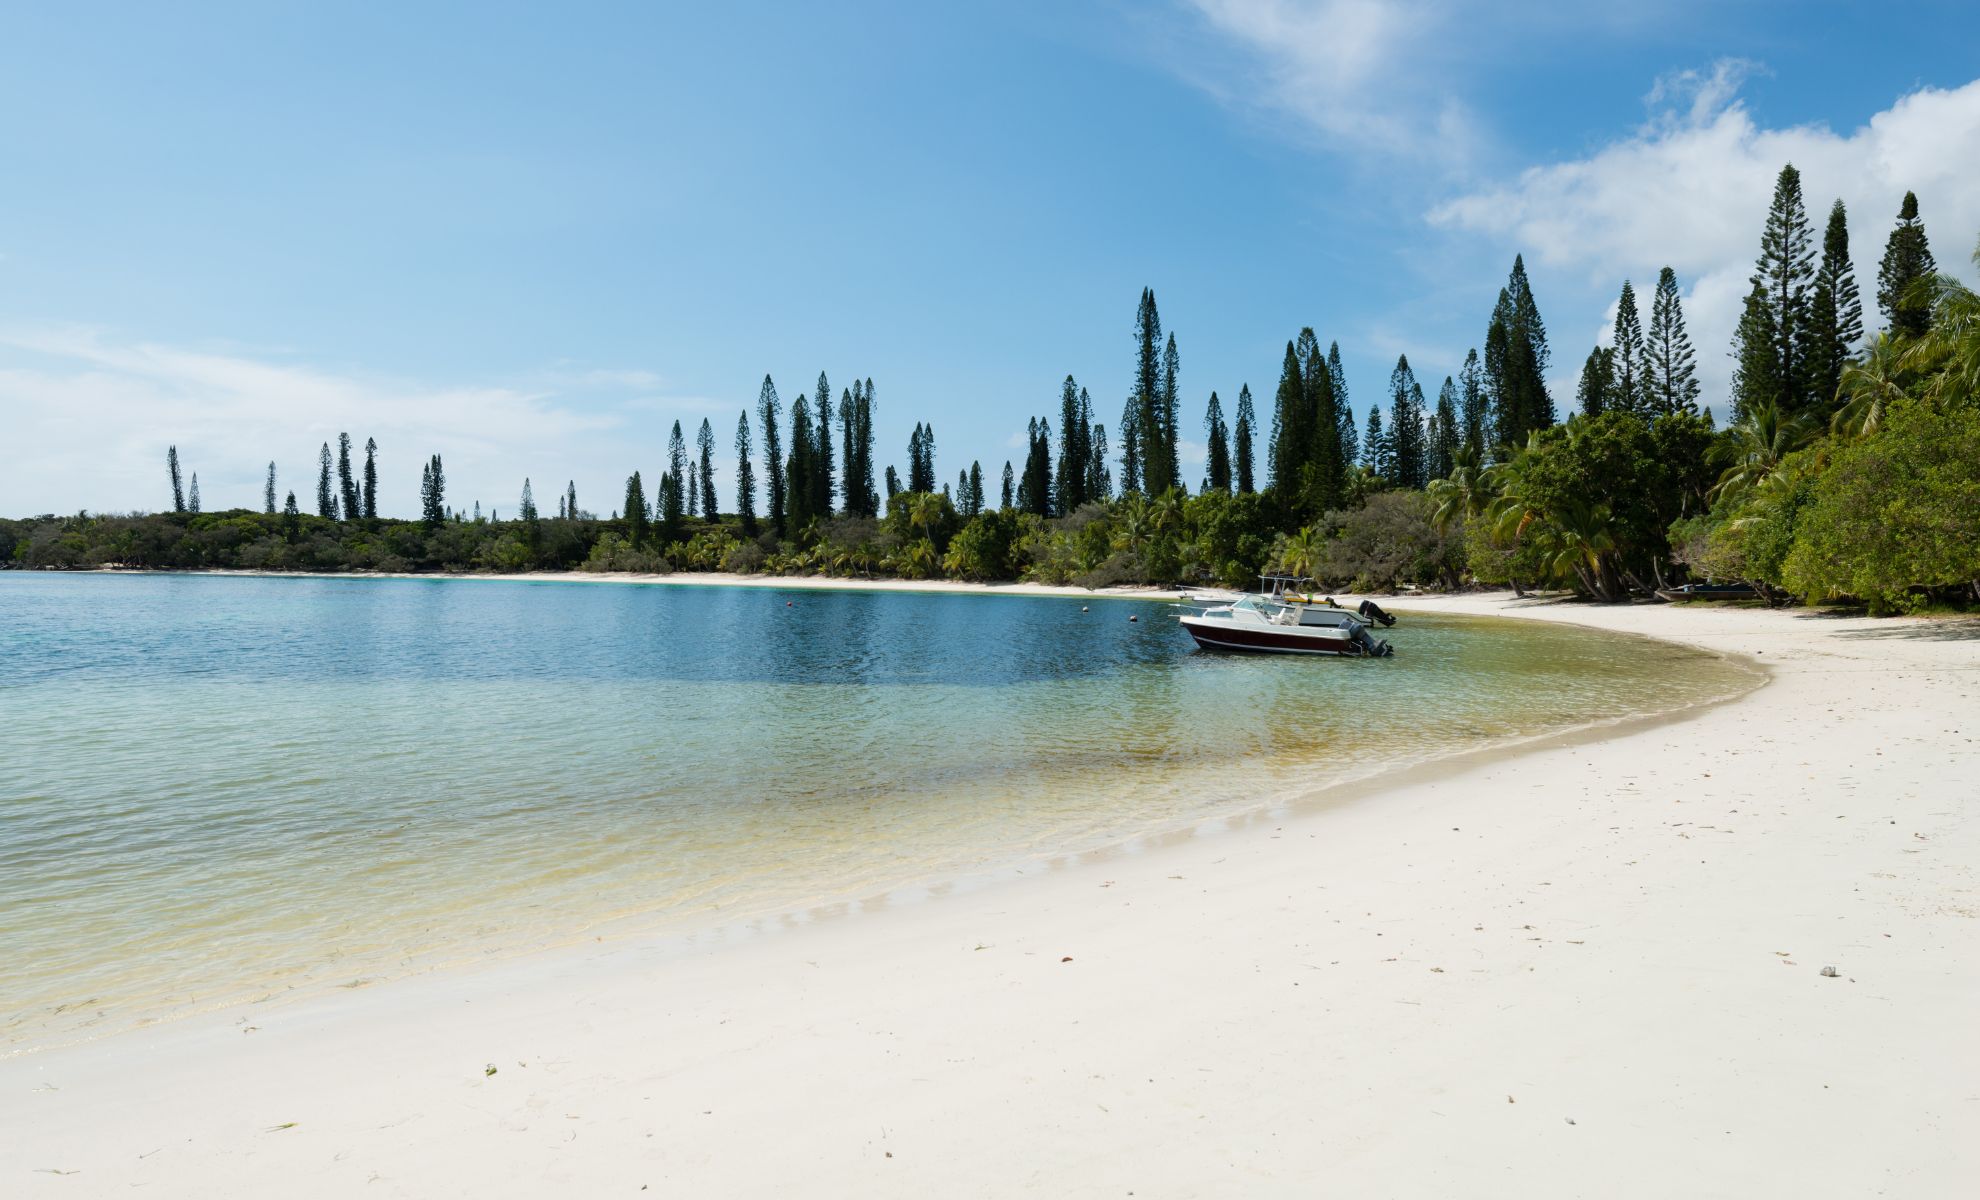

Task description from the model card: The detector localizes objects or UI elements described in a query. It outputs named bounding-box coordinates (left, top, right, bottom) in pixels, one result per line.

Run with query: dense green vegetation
left=6, top=164, right=1975, bottom=611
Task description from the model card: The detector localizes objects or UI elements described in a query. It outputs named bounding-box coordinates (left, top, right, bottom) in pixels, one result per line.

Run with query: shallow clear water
left=0, top=573, right=1754, bottom=1053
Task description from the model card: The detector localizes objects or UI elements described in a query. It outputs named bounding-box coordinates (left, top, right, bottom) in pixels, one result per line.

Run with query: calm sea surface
left=0, top=573, right=1755, bottom=1053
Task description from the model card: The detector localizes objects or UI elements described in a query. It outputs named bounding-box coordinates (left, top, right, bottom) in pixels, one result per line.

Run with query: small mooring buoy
left=786, top=600, right=793, bottom=607
left=1081, top=606, right=1089, bottom=613
left=1129, top=615, right=1139, bottom=622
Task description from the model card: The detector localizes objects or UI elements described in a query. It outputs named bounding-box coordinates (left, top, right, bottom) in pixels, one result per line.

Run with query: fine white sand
left=5, top=594, right=1977, bottom=1197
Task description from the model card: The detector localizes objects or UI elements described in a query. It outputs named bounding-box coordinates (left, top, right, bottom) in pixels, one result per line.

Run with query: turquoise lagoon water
left=0, top=573, right=1754, bottom=1052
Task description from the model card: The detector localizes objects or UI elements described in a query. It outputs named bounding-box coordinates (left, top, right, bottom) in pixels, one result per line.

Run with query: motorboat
left=1177, top=575, right=1396, bottom=657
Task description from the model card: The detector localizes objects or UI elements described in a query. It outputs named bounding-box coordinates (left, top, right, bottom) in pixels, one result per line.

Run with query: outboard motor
left=1348, top=624, right=1395, bottom=657
left=1357, top=599, right=1397, bottom=628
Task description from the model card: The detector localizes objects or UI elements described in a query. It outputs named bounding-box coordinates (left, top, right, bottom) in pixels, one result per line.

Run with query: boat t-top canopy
left=1259, top=573, right=1316, bottom=598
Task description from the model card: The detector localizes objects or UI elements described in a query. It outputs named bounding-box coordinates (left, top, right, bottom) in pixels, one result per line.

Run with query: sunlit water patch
left=0, top=573, right=1756, bottom=1052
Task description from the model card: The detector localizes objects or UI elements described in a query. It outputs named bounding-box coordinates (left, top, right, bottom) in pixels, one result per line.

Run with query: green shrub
left=1317, top=491, right=1462, bottom=591
left=1782, top=399, right=1980, bottom=612
left=579, top=533, right=672, bottom=574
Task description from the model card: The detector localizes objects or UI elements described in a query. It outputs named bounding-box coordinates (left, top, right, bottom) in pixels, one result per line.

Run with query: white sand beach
left=5, top=594, right=1976, bottom=1198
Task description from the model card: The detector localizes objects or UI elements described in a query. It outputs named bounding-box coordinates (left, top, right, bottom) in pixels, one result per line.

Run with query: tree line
left=6, top=171, right=1973, bottom=612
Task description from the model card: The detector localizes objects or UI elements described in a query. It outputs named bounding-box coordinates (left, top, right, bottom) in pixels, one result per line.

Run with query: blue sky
left=4, top=1, right=1979, bottom=516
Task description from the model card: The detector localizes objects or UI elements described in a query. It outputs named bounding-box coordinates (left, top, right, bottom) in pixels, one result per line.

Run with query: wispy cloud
left=1157, top=0, right=1483, bottom=168
left=0, top=327, right=695, bottom=517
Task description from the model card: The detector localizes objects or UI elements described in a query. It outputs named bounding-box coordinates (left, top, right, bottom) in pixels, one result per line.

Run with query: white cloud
left=0, top=327, right=710, bottom=518
left=1163, top=0, right=1483, bottom=166
left=1428, top=70, right=1980, bottom=411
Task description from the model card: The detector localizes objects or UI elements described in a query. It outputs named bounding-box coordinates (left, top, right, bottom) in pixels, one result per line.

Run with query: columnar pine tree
left=1204, top=391, right=1231, bottom=493
left=854, top=379, right=878, bottom=517
left=1730, top=280, right=1781, bottom=423
left=1232, top=384, right=1255, bottom=494
left=1299, top=328, right=1343, bottom=511
left=697, top=419, right=718, bottom=519
left=1158, top=332, right=1182, bottom=495
left=566, top=480, right=578, bottom=521
left=1486, top=256, right=1554, bottom=443
left=884, top=465, right=901, bottom=504
left=839, top=387, right=859, bottom=516
left=1117, top=395, right=1142, bottom=494
left=1268, top=341, right=1304, bottom=492
left=1809, top=199, right=1865, bottom=408
left=1018, top=417, right=1053, bottom=516
left=421, top=454, right=446, bottom=528
left=1132, top=288, right=1166, bottom=495
left=337, top=432, right=360, bottom=521
left=1328, top=342, right=1357, bottom=470
left=1876, top=191, right=1935, bottom=340
left=968, top=461, right=985, bottom=516
left=317, top=443, right=337, bottom=518
left=662, top=420, right=687, bottom=539
left=1577, top=346, right=1615, bottom=417
left=167, top=445, right=185, bottom=513
left=1753, top=163, right=1818, bottom=414
left=813, top=373, right=834, bottom=518
left=1086, top=422, right=1111, bottom=502
left=1386, top=356, right=1427, bottom=490
left=1363, top=407, right=1389, bottom=478
left=1055, top=375, right=1089, bottom=513
left=264, top=461, right=277, bottom=514
left=282, top=490, right=300, bottom=541
left=1457, top=349, right=1486, bottom=454
left=999, top=461, right=1014, bottom=509
left=1645, top=267, right=1700, bottom=417
left=520, top=479, right=539, bottom=549
left=1483, top=316, right=1513, bottom=443
left=1607, top=281, right=1650, bottom=416
left=188, top=474, right=201, bottom=514
left=787, top=396, right=815, bottom=532
left=1430, top=377, right=1459, bottom=481
left=735, top=412, right=758, bottom=536
left=1075, top=388, right=1098, bottom=502
left=623, top=471, right=649, bottom=547
left=756, top=376, right=785, bottom=538
left=361, top=438, right=378, bottom=519
left=906, top=423, right=935, bottom=493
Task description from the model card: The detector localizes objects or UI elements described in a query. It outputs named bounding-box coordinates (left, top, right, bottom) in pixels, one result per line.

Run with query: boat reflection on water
left=1177, top=575, right=1396, bottom=658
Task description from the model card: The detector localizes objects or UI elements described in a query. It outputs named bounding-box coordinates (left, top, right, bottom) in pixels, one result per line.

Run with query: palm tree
left=1544, top=502, right=1620, bottom=601
left=1896, top=241, right=1980, bottom=407
left=1112, top=493, right=1154, bottom=555
left=1832, top=333, right=1908, bottom=441
left=1426, top=445, right=1491, bottom=532
left=905, top=491, right=945, bottom=540
left=1711, top=402, right=1816, bottom=505
left=1278, top=524, right=1324, bottom=581
left=900, top=538, right=938, bottom=580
